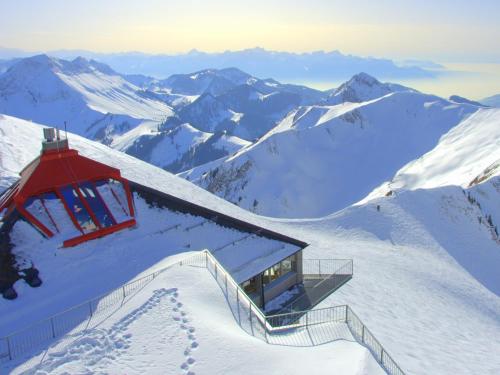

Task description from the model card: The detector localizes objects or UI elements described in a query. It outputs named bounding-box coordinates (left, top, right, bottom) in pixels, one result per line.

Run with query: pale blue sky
left=1, top=0, right=499, bottom=62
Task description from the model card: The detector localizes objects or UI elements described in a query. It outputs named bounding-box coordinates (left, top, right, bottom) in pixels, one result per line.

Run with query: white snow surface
left=1, top=114, right=499, bottom=375
left=0, top=55, right=173, bottom=140
left=111, top=121, right=250, bottom=171
left=365, top=108, right=500, bottom=200
left=184, top=91, right=479, bottom=218
left=3, top=265, right=383, bottom=375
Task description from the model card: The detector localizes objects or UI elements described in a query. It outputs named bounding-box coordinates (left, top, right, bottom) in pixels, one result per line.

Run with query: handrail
left=1, top=254, right=195, bottom=347
left=265, top=304, right=348, bottom=320
left=312, top=260, right=352, bottom=288
left=201, top=252, right=405, bottom=375
left=1, top=250, right=405, bottom=375
left=346, top=306, right=406, bottom=375
left=202, top=250, right=272, bottom=329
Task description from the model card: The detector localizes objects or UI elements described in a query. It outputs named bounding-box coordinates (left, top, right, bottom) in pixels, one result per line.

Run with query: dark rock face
left=2, top=287, right=17, bottom=300
left=0, top=209, right=43, bottom=299
left=22, top=267, right=42, bottom=288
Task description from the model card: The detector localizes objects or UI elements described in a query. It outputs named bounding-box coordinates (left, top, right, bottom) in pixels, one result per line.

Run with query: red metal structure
left=0, top=128, right=136, bottom=247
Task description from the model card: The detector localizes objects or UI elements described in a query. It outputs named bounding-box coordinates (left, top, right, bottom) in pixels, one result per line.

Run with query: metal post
left=319, top=260, right=321, bottom=276
left=381, top=348, right=385, bottom=364
left=121, top=285, right=126, bottom=307
left=249, top=303, right=255, bottom=335
left=361, top=325, right=365, bottom=343
left=89, top=301, right=93, bottom=317
left=6, top=337, right=12, bottom=360
left=50, top=317, right=56, bottom=338
left=236, top=288, right=241, bottom=323
left=306, top=311, right=309, bottom=327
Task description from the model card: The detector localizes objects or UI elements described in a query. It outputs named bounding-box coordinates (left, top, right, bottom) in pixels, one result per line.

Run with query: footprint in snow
left=168, top=291, right=199, bottom=374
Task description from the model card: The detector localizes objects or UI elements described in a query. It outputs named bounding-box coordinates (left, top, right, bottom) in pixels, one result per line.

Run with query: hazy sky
left=1, top=0, right=499, bottom=62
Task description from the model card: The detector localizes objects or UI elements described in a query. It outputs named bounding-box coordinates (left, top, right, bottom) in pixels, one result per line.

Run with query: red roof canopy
left=0, top=135, right=136, bottom=247
left=15, top=148, right=122, bottom=201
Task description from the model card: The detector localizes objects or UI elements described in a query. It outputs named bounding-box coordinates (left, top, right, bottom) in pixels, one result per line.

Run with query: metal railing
left=275, top=259, right=353, bottom=314
left=346, top=306, right=406, bottom=375
left=302, top=258, right=353, bottom=276
left=197, top=251, right=406, bottom=375
left=0, top=257, right=189, bottom=362
left=0, top=250, right=406, bottom=375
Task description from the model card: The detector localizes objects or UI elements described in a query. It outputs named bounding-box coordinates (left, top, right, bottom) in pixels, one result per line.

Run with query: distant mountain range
left=0, top=55, right=328, bottom=172
left=0, top=47, right=439, bottom=81
left=1, top=54, right=494, bottom=214
left=180, top=74, right=486, bottom=217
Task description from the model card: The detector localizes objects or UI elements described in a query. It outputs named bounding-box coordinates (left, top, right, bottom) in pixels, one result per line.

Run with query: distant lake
left=289, top=63, right=500, bottom=101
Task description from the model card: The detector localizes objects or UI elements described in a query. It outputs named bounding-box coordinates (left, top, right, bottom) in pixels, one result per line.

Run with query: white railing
left=195, top=251, right=406, bottom=375
left=0, top=250, right=406, bottom=375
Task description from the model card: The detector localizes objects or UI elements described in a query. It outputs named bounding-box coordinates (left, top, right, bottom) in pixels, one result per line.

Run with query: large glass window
left=24, top=194, right=58, bottom=233
left=242, top=276, right=258, bottom=295
left=79, top=182, right=115, bottom=228
left=59, top=185, right=98, bottom=233
left=41, top=191, right=81, bottom=238
left=281, top=255, right=296, bottom=275
left=95, top=179, right=131, bottom=222
left=263, top=254, right=297, bottom=287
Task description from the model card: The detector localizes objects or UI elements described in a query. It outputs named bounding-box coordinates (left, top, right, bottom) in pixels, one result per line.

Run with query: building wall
left=239, top=249, right=304, bottom=310
left=262, top=249, right=303, bottom=308
left=263, top=271, right=300, bottom=304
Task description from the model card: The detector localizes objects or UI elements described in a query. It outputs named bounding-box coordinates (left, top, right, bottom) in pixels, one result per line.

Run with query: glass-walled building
left=241, top=251, right=303, bottom=309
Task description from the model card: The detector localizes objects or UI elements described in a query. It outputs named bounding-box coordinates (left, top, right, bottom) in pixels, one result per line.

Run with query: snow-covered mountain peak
left=326, top=72, right=415, bottom=105
left=348, top=72, right=381, bottom=87
left=216, top=67, right=253, bottom=84
left=0, top=55, right=173, bottom=139
left=68, top=56, right=118, bottom=76
left=3, top=54, right=118, bottom=78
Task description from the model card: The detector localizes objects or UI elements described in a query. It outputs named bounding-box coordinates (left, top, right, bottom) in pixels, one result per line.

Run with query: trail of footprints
left=33, top=288, right=172, bottom=374
left=169, top=291, right=199, bottom=375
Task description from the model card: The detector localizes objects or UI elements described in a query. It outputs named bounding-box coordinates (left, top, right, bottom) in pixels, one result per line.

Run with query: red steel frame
left=3, top=144, right=137, bottom=247
left=54, top=187, right=85, bottom=234
left=40, top=197, right=60, bottom=233
left=90, top=181, right=117, bottom=225
left=73, top=183, right=103, bottom=230
left=18, top=179, right=137, bottom=247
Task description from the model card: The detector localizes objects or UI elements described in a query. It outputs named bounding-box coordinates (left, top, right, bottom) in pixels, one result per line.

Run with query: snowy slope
left=3, top=265, right=383, bottom=375
left=182, top=90, right=480, bottom=218
left=111, top=68, right=325, bottom=172
left=481, top=93, right=500, bottom=107
left=0, top=114, right=292, bottom=335
left=1, top=115, right=499, bottom=375
left=365, top=108, right=500, bottom=201
left=113, top=121, right=250, bottom=173
left=0, top=114, right=260, bottom=223
left=0, top=55, right=173, bottom=141
left=275, top=181, right=500, bottom=375
left=177, top=86, right=301, bottom=142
